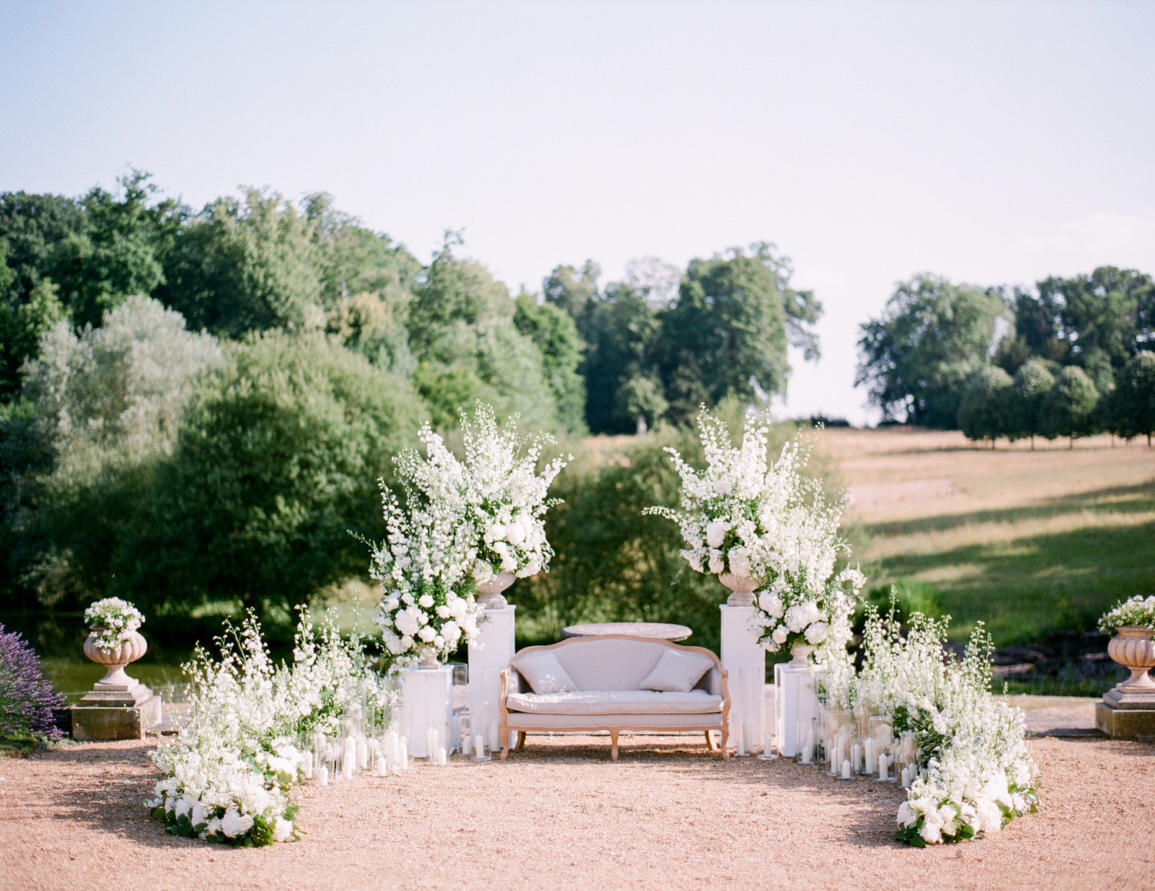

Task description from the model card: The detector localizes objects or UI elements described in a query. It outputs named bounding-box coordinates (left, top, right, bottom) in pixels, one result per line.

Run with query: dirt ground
left=2, top=705, right=1153, bottom=890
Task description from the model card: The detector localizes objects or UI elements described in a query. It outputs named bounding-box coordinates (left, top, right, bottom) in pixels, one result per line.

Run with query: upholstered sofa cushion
left=506, top=689, right=723, bottom=716
left=514, top=649, right=578, bottom=694
left=639, top=648, right=714, bottom=692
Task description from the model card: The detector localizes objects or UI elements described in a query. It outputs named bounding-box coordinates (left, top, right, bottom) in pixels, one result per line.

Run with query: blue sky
left=3, top=0, right=1153, bottom=424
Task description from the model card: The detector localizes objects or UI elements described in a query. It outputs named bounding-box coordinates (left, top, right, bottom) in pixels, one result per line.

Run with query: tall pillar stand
left=774, top=662, right=819, bottom=757
left=468, top=605, right=516, bottom=751
left=720, top=604, right=765, bottom=754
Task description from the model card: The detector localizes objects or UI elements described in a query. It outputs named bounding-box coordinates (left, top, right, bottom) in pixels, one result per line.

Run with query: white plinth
left=774, top=662, right=819, bottom=757
left=468, top=605, right=516, bottom=750
left=720, top=605, right=765, bottom=753
left=401, top=665, right=452, bottom=758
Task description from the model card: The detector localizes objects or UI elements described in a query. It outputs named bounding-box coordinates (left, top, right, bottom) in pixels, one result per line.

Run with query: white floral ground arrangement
left=646, top=408, right=1037, bottom=846
left=83, top=597, right=145, bottom=651
left=1098, top=594, right=1155, bottom=637
left=369, top=402, right=570, bottom=664
left=149, top=610, right=392, bottom=846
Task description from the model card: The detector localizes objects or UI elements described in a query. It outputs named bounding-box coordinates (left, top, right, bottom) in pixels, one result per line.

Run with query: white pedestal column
left=468, top=605, right=516, bottom=751
left=401, top=665, right=452, bottom=758
left=720, top=605, right=765, bottom=754
left=774, top=662, right=819, bottom=757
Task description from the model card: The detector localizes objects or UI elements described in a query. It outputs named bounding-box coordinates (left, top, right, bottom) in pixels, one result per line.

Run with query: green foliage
left=1008, top=358, right=1056, bottom=447
left=1044, top=366, right=1098, bottom=447
left=1109, top=351, right=1155, bottom=445
left=159, top=188, right=323, bottom=337
left=856, top=274, right=1008, bottom=427
left=657, top=243, right=816, bottom=423
left=0, top=278, right=65, bottom=402
left=109, top=333, right=427, bottom=629
left=579, top=285, right=662, bottom=433
left=513, top=294, right=587, bottom=434
left=957, top=365, right=1013, bottom=444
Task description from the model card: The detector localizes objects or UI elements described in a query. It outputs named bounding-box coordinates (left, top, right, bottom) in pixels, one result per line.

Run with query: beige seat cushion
left=506, top=689, right=723, bottom=716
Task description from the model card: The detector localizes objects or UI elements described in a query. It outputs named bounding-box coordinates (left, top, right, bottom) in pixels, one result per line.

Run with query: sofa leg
left=515, top=731, right=526, bottom=752
left=705, top=730, right=718, bottom=752
left=720, top=727, right=730, bottom=760
left=610, top=730, right=619, bottom=761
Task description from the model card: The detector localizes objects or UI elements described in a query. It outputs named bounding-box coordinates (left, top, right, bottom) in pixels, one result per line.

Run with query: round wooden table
left=561, top=621, right=692, bottom=641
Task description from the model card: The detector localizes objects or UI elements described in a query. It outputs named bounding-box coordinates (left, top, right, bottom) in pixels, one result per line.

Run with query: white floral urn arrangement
left=646, top=408, right=865, bottom=658
left=1099, top=595, right=1155, bottom=703
left=83, top=597, right=148, bottom=688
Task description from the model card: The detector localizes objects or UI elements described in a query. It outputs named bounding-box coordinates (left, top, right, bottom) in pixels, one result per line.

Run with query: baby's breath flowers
left=83, top=597, right=145, bottom=651
left=1098, top=595, right=1155, bottom=638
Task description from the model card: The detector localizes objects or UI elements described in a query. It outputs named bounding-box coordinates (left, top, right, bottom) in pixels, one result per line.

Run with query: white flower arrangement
left=645, top=408, right=862, bottom=660
left=150, top=610, right=392, bottom=846
left=368, top=403, right=569, bottom=664
left=1098, top=595, right=1155, bottom=637
left=83, top=597, right=145, bottom=651
left=852, top=608, right=1039, bottom=847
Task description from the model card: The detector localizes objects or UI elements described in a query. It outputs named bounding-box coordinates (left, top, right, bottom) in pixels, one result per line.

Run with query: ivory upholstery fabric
left=505, top=689, right=722, bottom=715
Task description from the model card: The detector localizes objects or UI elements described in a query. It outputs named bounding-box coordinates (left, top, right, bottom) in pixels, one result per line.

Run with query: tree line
left=0, top=171, right=821, bottom=643
left=856, top=271, right=1155, bottom=445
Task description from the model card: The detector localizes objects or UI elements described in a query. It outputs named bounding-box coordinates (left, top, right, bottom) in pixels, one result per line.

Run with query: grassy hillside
left=819, top=428, right=1155, bottom=647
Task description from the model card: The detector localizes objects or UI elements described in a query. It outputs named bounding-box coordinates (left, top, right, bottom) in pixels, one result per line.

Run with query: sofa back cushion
left=515, top=637, right=716, bottom=691
left=639, top=647, right=714, bottom=692
left=515, top=649, right=579, bottom=694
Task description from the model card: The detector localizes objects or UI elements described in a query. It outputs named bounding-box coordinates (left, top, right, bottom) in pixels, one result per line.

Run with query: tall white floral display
left=367, top=404, right=569, bottom=755
left=647, top=410, right=863, bottom=756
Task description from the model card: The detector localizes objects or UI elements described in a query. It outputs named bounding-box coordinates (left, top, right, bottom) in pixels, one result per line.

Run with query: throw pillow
left=640, top=648, right=713, bottom=692
left=516, top=650, right=578, bottom=694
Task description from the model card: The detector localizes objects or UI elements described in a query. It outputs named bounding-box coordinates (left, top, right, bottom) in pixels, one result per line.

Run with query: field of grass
left=818, top=427, right=1155, bottom=647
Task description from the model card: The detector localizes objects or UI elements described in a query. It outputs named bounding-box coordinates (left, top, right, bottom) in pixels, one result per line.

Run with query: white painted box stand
left=401, top=664, right=452, bottom=758
left=468, top=605, right=516, bottom=751
left=720, top=604, right=765, bottom=753
left=774, top=661, right=819, bottom=757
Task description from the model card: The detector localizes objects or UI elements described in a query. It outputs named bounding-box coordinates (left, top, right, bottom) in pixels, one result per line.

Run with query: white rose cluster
left=373, top=578, right=483, bottom=665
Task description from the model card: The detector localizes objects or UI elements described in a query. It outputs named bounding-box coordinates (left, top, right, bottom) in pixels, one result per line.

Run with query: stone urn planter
left=83, top=629, right=148, bottom=690
left=1105, top=627, right=1155, bottom=700
left=718, top=572, right=760, bottom=607
left=789, top=642, right=814, bottom=666
left=476, top=571, right=516, bottom=610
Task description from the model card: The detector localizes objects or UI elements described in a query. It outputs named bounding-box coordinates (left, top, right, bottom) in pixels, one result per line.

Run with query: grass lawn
left=819, top=427, right=1155, bottom=646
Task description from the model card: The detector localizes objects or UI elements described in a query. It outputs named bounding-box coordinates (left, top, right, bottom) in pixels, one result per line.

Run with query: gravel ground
left=2, top=705, right=1153, bottom=891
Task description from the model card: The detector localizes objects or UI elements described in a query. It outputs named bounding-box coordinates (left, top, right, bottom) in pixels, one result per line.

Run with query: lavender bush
left=0, top=624, right=65, bottom=749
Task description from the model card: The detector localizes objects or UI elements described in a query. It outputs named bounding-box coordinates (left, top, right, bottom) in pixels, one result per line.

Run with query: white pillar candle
left=878, top=753, right=888, bottom=781
left=488, top=721, right=501, bottom=751
left=736, top=730, right=747, bottom=757
left=437, top=746, right=447, bottom=767
left=357, top=737, right=369, bottom=770
left=301, top=751, right=314, bottom=780
left=841, top=759, right=852, bottom=780
left=317, top=765, right=329, bottom=786
left=399, top=737, right=408, bottom=771
left=864, top=738, right=875, bottom=774
left=851, top=743, right=863, bottom=773
left=473, top=734, right=486, bottom=760
left=342, top=737, right=357, bottom=779
left=763, top=732, right=773, bottom=756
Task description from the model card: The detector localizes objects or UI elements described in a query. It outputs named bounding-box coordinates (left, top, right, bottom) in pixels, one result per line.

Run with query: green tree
left=658, top=243, right=821, bottom=423
left=543, top=260, right=600, bottom=321
left=1044, top=366, right=1099, bottom=448
left=109, top=333, right=428, bottom=626
left=513, top=294, right=586, bottom=433
left=1008, top=358, right=1056, bottom=449
left=857, top=274, right=1008, bottom=427
left=581, top=285, right=661, bottom=433
left=0, top=277, right=65, bottom=402
left=159, top=188, right=323, bottom=337
left=1109, top=351, right=1155, bottom=446
left=957, top=365, right=1013, bottom=447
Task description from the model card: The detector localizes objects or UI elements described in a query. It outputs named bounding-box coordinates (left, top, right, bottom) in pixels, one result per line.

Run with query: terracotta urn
left=718, top=572, right=760, bottom=607
left=475, top=571, right=517, bottom=610
left=1106, top=627, right=1155, bottom=692
left=83, top=629, right=147, bottom=689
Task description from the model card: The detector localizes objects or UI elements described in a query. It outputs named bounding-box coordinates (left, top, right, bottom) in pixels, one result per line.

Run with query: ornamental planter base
left=1095, top=702, right=1155, bottom=740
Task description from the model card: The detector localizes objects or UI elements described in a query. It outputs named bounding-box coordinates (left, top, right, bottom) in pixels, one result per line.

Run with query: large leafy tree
left=1109, top=351, right=1155, bottom=446
left=1044, top=366, right=1099, bottom=448
left=657, top=243, right=821, bottom=424
left=957, top=365, right=1013, bottom=447
left=857, top=274, right=1008, bottom=427
left=1008, top=358, right=1056, bottom=448
left=159, top=188, right=323, bottom=337
left=107, top=333, right=428, bottom=626
left=513, top=294, right=586, bottom=433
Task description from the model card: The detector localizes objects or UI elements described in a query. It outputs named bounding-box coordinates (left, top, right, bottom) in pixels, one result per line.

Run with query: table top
left=561, top=622, right=693, bottom=641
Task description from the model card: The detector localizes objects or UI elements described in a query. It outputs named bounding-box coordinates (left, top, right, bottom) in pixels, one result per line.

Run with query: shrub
left=0, top=623, right=64, bottom=750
